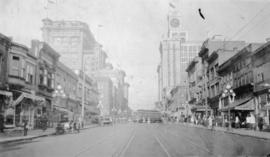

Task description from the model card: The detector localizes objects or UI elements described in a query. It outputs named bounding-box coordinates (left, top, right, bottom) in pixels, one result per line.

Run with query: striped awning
left=219, top=97, right=252, bottom=112
left=235, top=99, right=255, bottom=111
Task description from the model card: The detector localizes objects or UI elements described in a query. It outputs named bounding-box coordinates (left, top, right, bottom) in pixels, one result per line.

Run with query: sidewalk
left=0, top=124, right=98, bottom=144
left=181, top=123, right=270, bottom=140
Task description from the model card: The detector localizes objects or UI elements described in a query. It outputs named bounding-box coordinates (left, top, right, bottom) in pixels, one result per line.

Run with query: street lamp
left=53, top=84, right=67, bottom=124
left=53, top=85, right=66, bottom=98
left=221, top=84, right=235, bottom=129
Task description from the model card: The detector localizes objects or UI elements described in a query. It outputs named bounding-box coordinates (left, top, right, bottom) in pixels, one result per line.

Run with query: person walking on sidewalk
left=250, top=113, right=256, bottom=130
left=0, top=114, right=4, bottom=133
left=246, top=114, right=250, bottom=129
left=208, top=115, right=213, bottom=130
left=258, top=116, right=264, bottom=131
left=235, top=115, right=240, bottom=128
left=23, top=120, right=28, bottom=136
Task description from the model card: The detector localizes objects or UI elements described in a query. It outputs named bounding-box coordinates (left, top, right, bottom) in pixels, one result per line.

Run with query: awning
left=192, top=105, right=211, bottom=112
left=54, top=105, right=73, bottom=114
left=12, top=92, right=45, bottom=106
left=0, top=90, right=12, bottom=97
left=235, top=99, right=255, bottom=111
left=23, top=93, right=45, bottom=102
left=219, top=97, right=252, bottom=112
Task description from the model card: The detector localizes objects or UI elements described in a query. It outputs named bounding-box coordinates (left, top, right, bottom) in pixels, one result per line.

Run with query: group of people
left=187, top=112, right=267, bottom=131
left=68, top=120, right=80, bottom=133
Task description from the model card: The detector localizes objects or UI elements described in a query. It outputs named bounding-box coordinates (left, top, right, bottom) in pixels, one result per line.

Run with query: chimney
left=266, top=38, right=270, bottom=42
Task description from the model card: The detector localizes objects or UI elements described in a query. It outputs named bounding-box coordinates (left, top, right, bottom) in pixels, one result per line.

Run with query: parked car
left=100, top=117, right=113, bottom=126
left=55, top=120, right=70, bottom=135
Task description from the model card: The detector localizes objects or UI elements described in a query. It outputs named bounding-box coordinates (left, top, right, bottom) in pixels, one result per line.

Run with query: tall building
left=41, top=18, right=107, bottom=75
left=157, top=11, right=201, bottom=109
left=93, top=65, right=128, bottom=113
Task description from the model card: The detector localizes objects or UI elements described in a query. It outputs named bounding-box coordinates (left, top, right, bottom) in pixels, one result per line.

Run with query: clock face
left=170, top=18, right=180, bottom=28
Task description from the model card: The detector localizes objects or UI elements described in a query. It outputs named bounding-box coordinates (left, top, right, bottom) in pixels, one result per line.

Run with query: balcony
left=8, top=75, right=25, bottom=88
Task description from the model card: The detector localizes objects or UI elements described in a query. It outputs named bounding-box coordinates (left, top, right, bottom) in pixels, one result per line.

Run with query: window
left=183, top=46, right=187, bottom=51
left=39, top=69, right=45, bottom=85
left=43, top=69, right=48, bottom=85
left=216, top=83, right=220, bottom=94
left=26, top=64, right=34, bottom=84
left=11, top=56, right=20, bottom=76
left=47, top=73, right=52, bottom=88
left=249, top=72, right=253, bottom=83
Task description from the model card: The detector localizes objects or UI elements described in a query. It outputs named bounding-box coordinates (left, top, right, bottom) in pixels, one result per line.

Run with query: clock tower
left=167, top=12, right=187, bottom=42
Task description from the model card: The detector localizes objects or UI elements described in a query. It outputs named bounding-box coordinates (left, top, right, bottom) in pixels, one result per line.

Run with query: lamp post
left=53, top=84, right=66, bottom=124
left=221, top=84, right=235, bottom=129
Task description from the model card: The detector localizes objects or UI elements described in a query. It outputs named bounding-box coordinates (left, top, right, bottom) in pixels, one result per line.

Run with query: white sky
left=1, top=0, right=270, bottom=110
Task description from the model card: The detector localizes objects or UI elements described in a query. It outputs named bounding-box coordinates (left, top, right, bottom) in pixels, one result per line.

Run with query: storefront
left=219, top=97, right=254, bottom=127
left=10, top=92, right=45, bottom=129
left=0, top=90, right=13, bottom=128
left=53, top=105, right=73, bottom=123
left=256, top=92, right=270, bottom=127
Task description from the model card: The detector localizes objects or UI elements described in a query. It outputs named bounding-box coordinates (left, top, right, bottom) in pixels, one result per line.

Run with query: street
left=1, top=123, right=270, bottom=157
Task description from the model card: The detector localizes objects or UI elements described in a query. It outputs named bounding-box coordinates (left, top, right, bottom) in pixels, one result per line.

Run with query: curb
left=0, top=134, right=53, bottom=145
left=0, top=124, right=99, bottom=145
left=180, top=123, right=270, bottom=140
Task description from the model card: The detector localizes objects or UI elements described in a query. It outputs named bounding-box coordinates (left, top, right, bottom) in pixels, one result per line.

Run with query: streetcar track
left=112, top=131, right=136, bottom=157
left=153, top=134, right=172, bottom=157
left=160, top=126, right=212, bottom=154
left=74, top=125, right=133, bottom=157
left=73, top=133, right=116, bottom=157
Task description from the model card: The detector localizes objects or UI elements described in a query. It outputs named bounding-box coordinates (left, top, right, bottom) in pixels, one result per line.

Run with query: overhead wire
left=234, top=13, right=270, bottom=41
left=229, top=2, right=270, bottom=40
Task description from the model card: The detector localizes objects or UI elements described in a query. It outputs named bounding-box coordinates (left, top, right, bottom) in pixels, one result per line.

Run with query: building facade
left=217, top=43, right=262, bottom=126
left=0, top=33, right=12, bottom=117
left=54, top=61, right=79, bottom=123
left=96, top=76, right=113, bottom=116
left=41, top=18, right=96, bottom=71
left=198, top=38, right=246, bottom=116
left=41, top=18, right=107, bottom=77
left=186, top=56, right=204, bottom=116
left=252, top=41, right=270, bottom=127
left=31, top=40, right=60, bottom=127
left=93, top=66, right=128, bottom=114
left=75, top=70, right=99, bottom=120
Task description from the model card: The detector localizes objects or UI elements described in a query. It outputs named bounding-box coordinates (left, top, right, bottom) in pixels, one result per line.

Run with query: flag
left=169, top=3, right=175, bottom=9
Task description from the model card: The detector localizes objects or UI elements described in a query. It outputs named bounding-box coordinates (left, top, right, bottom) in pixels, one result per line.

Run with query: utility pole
left=204, top=60, right=209, bottom=117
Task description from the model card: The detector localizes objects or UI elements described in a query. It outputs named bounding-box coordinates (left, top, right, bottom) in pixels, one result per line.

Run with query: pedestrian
left=0, top=114, right=4, bottom=133
left=258, top=116, right=264, bottom=131
left=246, top=114, right=250, bottom=129
left=41, top=115, right=47, bottom=132
left=76, top=121, right=80, bottom=133
left=208, top=115, right=213, bottom=130
left=250, top=113, right=256, bottom=130
left=73, top=121, right=79, bottom=133
left=23, top=120, right=28, bottom=136
left=235, top=115, right=240, bottom=128
left=69, top=120, right=73, bottom=133
left=191, top=115, right=194, bottom=124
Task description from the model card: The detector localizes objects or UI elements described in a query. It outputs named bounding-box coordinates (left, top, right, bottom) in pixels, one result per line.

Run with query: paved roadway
left=0, top=123, right=270, bottom=157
